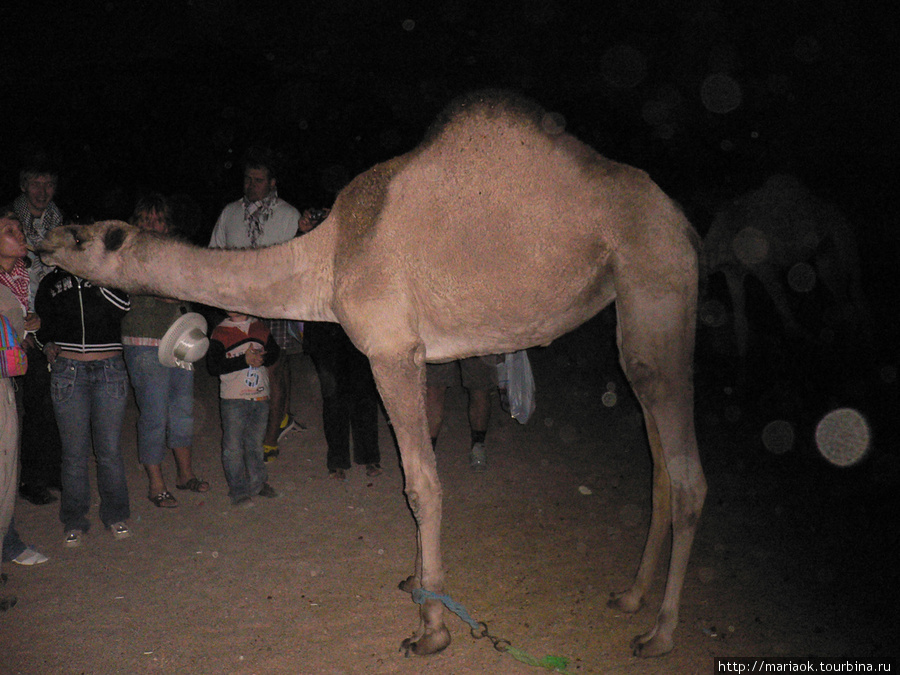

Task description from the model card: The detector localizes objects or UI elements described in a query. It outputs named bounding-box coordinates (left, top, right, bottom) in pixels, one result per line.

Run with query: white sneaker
left=110, top=522, right=131, bottom=540
left=277, top=415, right=306, bottom=443
left=12, top=547, right=49, bottom=566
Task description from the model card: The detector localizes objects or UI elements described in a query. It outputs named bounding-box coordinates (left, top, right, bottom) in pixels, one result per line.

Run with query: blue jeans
left=51, top=356, right=130, bottom=532
left=220, top=398, right=269, bottom=502
left=123, top=346, right=194, bottom=465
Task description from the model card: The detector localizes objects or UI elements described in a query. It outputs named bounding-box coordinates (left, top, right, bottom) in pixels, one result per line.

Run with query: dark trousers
left=19, top=344, right=62, bottom=489
left=305, top=323, right=380, bottom=471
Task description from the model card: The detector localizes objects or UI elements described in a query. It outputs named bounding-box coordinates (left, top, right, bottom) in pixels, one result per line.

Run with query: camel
left=37, top=90, right=705, bottom=658
left=702, top=174, right=869, bottom=361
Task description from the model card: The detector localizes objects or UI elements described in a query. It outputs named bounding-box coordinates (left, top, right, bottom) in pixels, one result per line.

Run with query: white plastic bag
left=501, top=350, right=535, bottom=424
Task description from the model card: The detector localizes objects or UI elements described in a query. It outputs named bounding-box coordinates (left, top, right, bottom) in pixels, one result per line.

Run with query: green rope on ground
left=412, top=588, right=575, bottom=674
left=506, top=646, right=573, bottom=674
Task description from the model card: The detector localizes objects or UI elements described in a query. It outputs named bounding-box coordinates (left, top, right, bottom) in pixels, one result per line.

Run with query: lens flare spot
left=700, top=299, right=728, bottom=327
left=701, top=73, right=743, bottom=113
left=815, top=408, right=871, bottom=467
left=787, top=262, right=816, bottom=293
left=732, top=227, right=769, bottom=265
left=762, top=420, right=794, bottom=455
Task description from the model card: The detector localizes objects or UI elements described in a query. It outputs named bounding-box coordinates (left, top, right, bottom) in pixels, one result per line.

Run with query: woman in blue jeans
left=122, top=194, right=208, bottom=508
left=35, top=262, right=131, bottom=548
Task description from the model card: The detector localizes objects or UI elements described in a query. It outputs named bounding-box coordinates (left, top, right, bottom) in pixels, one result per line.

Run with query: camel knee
left=671, top=478, right=706, bottom=530
left=620, top=357, right=663, bottom=403
left=404, top=480, right=443, bottom=524
left=621, top=353, right=692, bottom=406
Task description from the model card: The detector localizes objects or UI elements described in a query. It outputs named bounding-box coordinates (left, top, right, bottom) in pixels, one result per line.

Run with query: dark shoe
left=257, top=483, right=279, bottom=498
left=0, top=595, right=16, bottom=611
left=19, top=484, right=57, bottom=506
left=148, top=491, right=179, bottom=508
left=109, top=522, right=131, bottom=540
left=64, top=530, right=83, bottom=548
left=174, top=477, right=210, bottom=493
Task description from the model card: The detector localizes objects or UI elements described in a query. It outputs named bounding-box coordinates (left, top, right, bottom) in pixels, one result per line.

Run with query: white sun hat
left=158, top=312, right=209, bottom=370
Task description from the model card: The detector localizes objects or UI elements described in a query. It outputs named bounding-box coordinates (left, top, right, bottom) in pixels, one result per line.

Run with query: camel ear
left=104, top=226, right=127, bottom=252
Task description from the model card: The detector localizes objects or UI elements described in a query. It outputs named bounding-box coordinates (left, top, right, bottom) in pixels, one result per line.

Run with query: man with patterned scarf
left=12, top=154, right=64, bottom=506
left=209, top=145, right=304, bottom=461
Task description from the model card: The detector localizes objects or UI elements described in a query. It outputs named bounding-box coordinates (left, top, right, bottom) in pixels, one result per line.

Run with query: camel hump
left=421, top=89, right=548, bottom=145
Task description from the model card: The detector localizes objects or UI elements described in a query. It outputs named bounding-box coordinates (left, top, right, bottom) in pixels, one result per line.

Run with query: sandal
left=365, top=463, right=382, bottom=477
left=175, top=477, right=210, bottom=493
left=329, top=469, right=346, bottom=481
left=149, top=491, right=179, bottom=508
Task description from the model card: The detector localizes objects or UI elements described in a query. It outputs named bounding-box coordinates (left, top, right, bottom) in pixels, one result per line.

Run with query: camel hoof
left=398, top=575, right=419, bottom=594
left=399, top=627, right=452, bottom=657
left=607, top=589, right=644, bottom=614
left=630, top=629, right=673, bottom=658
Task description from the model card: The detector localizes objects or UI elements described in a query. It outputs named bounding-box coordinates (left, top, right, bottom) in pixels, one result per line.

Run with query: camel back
left=328, top=90, right=699, bottom=360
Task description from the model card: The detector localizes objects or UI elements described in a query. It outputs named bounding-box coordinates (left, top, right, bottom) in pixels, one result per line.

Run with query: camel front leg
left=369, top=346, right=451, bottom=656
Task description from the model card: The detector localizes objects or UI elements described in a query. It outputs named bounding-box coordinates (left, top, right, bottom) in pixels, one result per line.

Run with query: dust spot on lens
left=701, top=73, right=743, bottom=114
left=787, top=262, right=816, bottom=293
left=732, top=227, right=769, bottom=265
left=815, top=408, right=871, bottom=467
left=762, top=420, right=794, bottom=455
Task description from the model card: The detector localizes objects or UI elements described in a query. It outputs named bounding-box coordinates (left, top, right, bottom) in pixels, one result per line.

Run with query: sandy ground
left=1, top=319, right=897, bottom=675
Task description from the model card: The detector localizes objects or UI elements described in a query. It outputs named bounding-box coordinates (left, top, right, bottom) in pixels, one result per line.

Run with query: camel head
left=37, top=220, right=165, bottom=294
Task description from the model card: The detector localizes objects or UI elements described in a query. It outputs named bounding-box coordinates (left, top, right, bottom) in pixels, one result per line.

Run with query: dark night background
left=1, top=0, right=898, bottom=447
left=2, top=4, right=900, bottom=664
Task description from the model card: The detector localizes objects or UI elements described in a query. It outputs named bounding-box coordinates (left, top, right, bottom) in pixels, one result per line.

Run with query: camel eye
left=68, top=227, right=83, bottom=246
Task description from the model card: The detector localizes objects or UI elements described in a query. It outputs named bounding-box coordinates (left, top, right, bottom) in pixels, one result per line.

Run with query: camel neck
left=135, top=226, right=338, bottom=323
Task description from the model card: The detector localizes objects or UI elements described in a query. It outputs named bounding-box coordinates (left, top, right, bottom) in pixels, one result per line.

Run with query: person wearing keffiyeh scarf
left=243, top=188, right=280, bottom=248
left=208, top=145, right=303, bottom=462
left=208, top=149, right=300, bottom=249
left=14, top=186, right=64, bottom=311
left=12, top=160, right=65, bottom=507
left=0, top=258, right=29, bottom=315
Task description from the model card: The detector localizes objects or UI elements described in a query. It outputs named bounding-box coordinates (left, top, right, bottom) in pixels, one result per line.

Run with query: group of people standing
left=0, top=144, right=501, bottom=612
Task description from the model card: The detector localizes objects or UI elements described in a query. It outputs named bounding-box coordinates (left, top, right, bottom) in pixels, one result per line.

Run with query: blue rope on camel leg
left=411, top=587, right=574, bottom=674
left=412, top=588, right=482, bottom=631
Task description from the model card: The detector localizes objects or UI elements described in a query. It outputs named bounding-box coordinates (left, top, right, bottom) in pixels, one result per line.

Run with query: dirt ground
left=2, top=317, right=897, bottom=675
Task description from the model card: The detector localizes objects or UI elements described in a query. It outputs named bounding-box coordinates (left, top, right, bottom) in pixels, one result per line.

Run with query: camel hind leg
left=608, top=288, right=707, bottom=657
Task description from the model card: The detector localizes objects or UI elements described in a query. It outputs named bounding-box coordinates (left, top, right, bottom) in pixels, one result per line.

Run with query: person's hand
left=298, top=207, right=330, bottom=234
left=24, top=312, right=40, bottom=332
left=44, top=341, right=61, bottom=363
left=245, top=346, right=264, bottom=368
